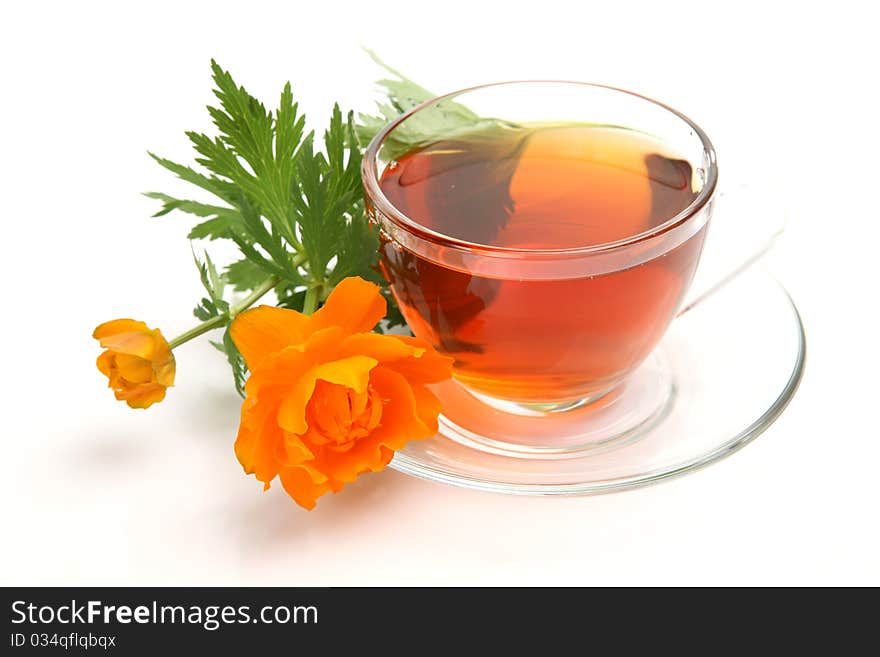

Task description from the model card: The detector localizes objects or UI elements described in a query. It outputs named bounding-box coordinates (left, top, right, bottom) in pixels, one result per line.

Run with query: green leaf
left=233, top=193, right=303, bottom=282
left=327, top=200, right=381, bottom=287
left=208, top=63, right=272, bottom=172
left=205, top=253, right=225, bottom=303
left=200, top=61, right=303, bottom=242
left=194, top=250, right=225, bottom=302
left=225, top=258, right=269, bottom=292
left=275, top=285, right=307, bottom=312
left=292, top=107, right=364, bottom=281
left=147, top=153, right=239, bottom=204
left=149, top=63, right=308, bottom=278
left=185, top=217, right=230, bottom=240
left=144, top=193, right=245, bottom=241
left=192, top=249, right=229, bottom=320
left=148, top=59, right=450, bottom=397
left=193, top=298, right=219, bottom=321
left=356, top=49, right=507, bottom=160
left=220, top=326, right=248, bottom=397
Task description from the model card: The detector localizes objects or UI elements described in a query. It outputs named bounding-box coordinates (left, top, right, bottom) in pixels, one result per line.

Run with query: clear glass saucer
left=389, top=264, right=805, bottom=495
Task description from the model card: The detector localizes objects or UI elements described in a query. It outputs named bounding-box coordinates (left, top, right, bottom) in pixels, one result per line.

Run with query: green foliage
left=147, top=57, right=463, bottom=395
left=356, top=49, right=508, bottom=160
left=208, top=328, right=248, bottom=398
left=275, top=283, right=307, bottom=312
left=143, top=192, right=244, bottom=240
left=291, top=105, right=371, bottom=282
left=218, top=328, right=248, bottom=397
left=192, top=251, right=247, bottom=393
left=225, top=258, right=268, bottom=292
left=192, top=250, right=229, bottom=321
left=148, top=60, right=382, bottom=302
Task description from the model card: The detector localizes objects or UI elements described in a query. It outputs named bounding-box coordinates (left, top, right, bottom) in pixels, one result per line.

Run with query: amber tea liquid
left=378, top=125, right=706, bottom=404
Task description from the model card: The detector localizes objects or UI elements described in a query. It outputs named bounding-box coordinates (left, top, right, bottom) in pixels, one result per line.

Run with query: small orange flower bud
left=93, top=319, right=175, bottom=409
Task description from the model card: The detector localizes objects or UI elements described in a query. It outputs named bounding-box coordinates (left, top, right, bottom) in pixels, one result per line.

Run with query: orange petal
left=316, top=436, right=390, bottom=484
left=235, top=395, right=285, bottom=487
left=313, top=355, right=377, bottom=393
left=408, top=383, right=443, bottom=436
left=377, top=445, right=395, bottom=469
left=364, top=387, right=384, bottom=431
left=317, top=367, right=428, bottom=484
left=154, top=356, right=176, bottom=388
left=93, top=319, right=150, bottom=340
left=311, top=277, right=386, bottom=335
left=381, top=335, right=454, bottom=384
left=244, top=346, right=311, bottom=394
left=308, top=381, right=353, bottom=441
left=243, top=326, right=343, bottom=394
left=114, top=354, right=154, bottom=384
left=278, top=465, right=334, bottom=510
left=115, top=383, right=167, bottom=409
left=105, top=369, right=125, bottom=391
left=96, top=351, right=115, bottom=377
left=349, top=386, right=371, bottom=420
left=283, top=432, right=315, bottom=465
left=230, top=304, right=312, bottom=370
left=369, top=366, right=432, bottom=449
left=94, top=328, right=159, bottom=360
left=338, top=331, right=425, bottom=363
left=276, top=355, right=378, bottom=435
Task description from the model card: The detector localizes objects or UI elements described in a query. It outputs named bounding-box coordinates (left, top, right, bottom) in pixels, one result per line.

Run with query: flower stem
left=302, top=285, right=320, bottom=315
left=228, top=276, right=282, bottom=319
left=168, top=276, right=280, bottom=349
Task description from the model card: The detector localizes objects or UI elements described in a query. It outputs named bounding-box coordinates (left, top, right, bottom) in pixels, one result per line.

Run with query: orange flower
left=230, top=277, right=453, bottom=509
left=93, top=319, right=175, bottom=409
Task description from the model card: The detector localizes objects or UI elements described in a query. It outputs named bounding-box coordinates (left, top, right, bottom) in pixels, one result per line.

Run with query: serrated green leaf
left=292, top=108, right=365, bottom=282
left=193, top=249, right=227, bottom=304
left=327, top=201, right=381, bottom=287
left=221, top=327, right=248, bottom=397
left=356, top=49, right=510, bottom=160
left=193, top=298, right=218, bottom=321
left=234, top=194, right=302, bottom=282
left=144, top=192, right=244, bottom=240
left=209, top=60, right=274, bottom=177
left=186, top=217, right=230, bottom=241
left=204, top=252, right=224, bottom=302
left=226, top=258, right=269, bottom=292
left=146, top=58, right=455, bottom=398
left=147, top=153, right=239, bottom=204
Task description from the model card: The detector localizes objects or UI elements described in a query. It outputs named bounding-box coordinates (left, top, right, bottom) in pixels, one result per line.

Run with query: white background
left=1, top=0, right=877, bottom=585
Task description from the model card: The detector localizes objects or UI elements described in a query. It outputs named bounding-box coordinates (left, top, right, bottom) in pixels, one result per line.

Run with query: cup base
left=388, top=267, right=805, bottom=497
left=464, top=385, right=619, bottom=416
left=434, top=353, right=674, bottom=459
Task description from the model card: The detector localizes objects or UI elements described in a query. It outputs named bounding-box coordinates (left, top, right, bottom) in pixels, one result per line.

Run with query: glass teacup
left=363, top=81, right=716, bottom=424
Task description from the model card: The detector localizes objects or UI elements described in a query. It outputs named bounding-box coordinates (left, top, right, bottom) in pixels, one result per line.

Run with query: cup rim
left=362, top=79, right=718, bottom=257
